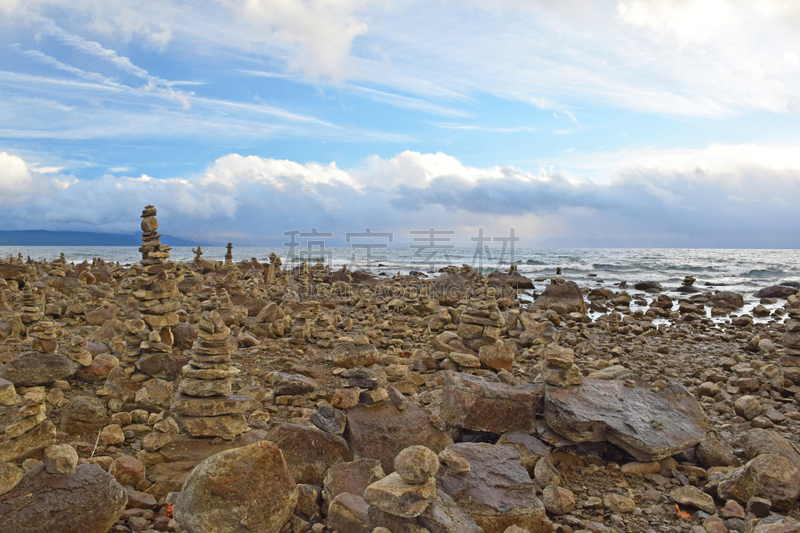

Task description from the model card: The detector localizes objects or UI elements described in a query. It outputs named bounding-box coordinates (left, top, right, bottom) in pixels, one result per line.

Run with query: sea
left=2, top=246, right=799, bottom=322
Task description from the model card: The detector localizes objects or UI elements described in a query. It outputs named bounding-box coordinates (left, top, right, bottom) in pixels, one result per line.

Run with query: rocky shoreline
left=1, top=207, right=800, bottom=533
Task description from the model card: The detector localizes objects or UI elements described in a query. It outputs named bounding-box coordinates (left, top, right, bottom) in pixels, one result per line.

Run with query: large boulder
left=707, top=291, right=745, bottom=310
left=0, top=463, right=127, bottom=533
left=717, top=429, right=800, bottom=511
left=754, top=285, right=798, bottom=298
left=436, top=443, right=552, bottom=533
left=345, top=401, right=452, bottom=473
left=533, top=279, right=586, bottom=315
left=0, top=351, right=79, bottom=386
left=544, top=379, right=706, bottom=461
left=174, top=441, right=298, bottom=533
left=440, top=371, right=541, bottom=434
left=265, top=423, right=353, bottom=485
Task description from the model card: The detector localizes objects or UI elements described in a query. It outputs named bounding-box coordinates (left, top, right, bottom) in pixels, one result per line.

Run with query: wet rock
left=0, top=463, right=127, bottom=533
left=533, top=279, right=586, bottom=315
left=440, top=371, right=541, bottom=434
left=174, top=441, right=298, bottom=533
left=754, top=286, right=798, bottom=298
left=544, top=379, right=706, bottom=461
left=346, top=401, right=452, bottom=473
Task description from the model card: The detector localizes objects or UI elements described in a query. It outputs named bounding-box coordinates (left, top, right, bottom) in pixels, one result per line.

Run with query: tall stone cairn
left=139, top=205, right=171, bottom=266
left=170, top=310, right=248, bottom=440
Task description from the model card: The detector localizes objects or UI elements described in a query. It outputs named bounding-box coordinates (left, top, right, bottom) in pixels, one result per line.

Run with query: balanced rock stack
left=0, top=280, right=9, bottom=313
left=28, top=319, right=59, bottom=353
left=59, top=335, right=93, bottom=367
left=364, top=445, right=439, bottom=522
left=541, top=343, right=583, bottom=387
left=170, top=310, right=247, bottom=439
left=134, top=270, right=180, bottom=379
left=224, top=242, right=233, bottom=265
left=19, top=286, right=45, bottom=330
left=139, top=205, right=171, bottom=266
left=0, top=385, right=56, bottom=462
left=457, top=298, right=505, bottom=351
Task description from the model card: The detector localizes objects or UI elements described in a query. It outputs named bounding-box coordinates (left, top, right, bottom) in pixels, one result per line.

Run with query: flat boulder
left=0, top=351, right=79, bottom=386
left=0, top=463, right=127, bottom=533
left=440, top=371, right=541, bottom=434
left=544, top=379, right=706, bottom=461
left=436, top=443, right=552, bottom=533
left=346, top=401, right=452, bottom=473
left=174, top=441, right=298, bottom=533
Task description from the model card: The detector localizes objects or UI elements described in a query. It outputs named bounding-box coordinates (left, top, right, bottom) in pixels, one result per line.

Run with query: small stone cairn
left=364, top=445, right=439, bottom=521
left=170, top=310, right=247, bottom=440
left=456, top=297, right=505, bottom=351
left=541, top=343, right=583, bottom=387
left=59, top=335, right=93, bottom=367
left=0, top=385, right=56, bottom=462
left=139, top=205, right=171, bottom=266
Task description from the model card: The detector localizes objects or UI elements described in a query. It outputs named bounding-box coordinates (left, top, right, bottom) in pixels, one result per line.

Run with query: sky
left=0, top=0, right=799, bottom=249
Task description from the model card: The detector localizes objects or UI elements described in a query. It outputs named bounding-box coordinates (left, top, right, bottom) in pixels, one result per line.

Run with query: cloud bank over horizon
left=1, top=146, right=799, bottom=249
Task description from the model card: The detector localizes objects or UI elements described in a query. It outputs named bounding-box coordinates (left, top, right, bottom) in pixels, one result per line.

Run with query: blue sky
left=1, top=0, right=799, bottom=248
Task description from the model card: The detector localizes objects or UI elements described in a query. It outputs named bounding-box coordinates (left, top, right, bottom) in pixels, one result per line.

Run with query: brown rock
left=266, top=423, right=353, bottom=485
left=174, top=441, right=298, bottom=533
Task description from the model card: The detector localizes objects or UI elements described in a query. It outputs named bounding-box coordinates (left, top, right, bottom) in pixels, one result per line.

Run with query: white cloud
left=4, top=144, right=798, bottom=247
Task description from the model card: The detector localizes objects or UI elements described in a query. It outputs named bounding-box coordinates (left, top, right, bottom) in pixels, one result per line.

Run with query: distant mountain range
left=0, top=230, right=210, bottom=247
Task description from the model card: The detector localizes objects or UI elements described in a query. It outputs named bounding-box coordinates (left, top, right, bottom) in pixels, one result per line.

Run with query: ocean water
left=2, top=246, right=799, bottom=320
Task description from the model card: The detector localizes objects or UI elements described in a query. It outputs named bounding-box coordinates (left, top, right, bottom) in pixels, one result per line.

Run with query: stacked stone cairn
left=0, top=279, right=9, bottom=313
left=170, top=310, right=247, bottom=439
left=139, top=205, right=171, bottom=266
left=457, top=297, right=505, bottom=352
left=364, top=445, right=439, bottom=524
left=541, top=342, right=583, bottom=387
left=265, top=252, right=281, bottom=287
left=781, top=294, right=800, bottom=384
left=134, top=269, right=181, bottom=379
left=19, top=286, right=44, bottom=332
left=59, top=335, right=93, bottom=367
left=224, top=243, right=233, bottom=265
left=0, top=385, right=56, bottom=462
left=28, top=320, right=60, bottom=354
